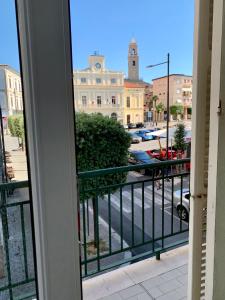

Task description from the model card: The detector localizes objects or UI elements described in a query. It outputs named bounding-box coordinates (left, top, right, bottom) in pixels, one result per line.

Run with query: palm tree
left=156, top=102, right=165, bottom=124
left=151, top=95, right=159, bottom=125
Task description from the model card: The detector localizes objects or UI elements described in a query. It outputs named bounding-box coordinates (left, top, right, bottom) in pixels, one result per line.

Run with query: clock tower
left=128, top=38, right=139, bottom=81
left=88, top=52, right=105, bottom=71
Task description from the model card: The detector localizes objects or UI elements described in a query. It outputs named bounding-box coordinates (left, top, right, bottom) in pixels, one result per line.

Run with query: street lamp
left=146, top=53, right=170, bottom=160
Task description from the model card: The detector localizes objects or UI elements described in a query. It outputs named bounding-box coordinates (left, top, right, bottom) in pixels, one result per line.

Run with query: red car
left=146, top=148, right=177, bottom=160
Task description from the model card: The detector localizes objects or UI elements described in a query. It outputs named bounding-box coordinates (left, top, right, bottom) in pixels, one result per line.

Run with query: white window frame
left=16, top=1, right=82, bottom=299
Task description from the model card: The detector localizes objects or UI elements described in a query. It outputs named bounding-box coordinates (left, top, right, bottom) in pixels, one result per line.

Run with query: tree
left=170, top=104, right=184, bottom=119
left=156, top=102, right=165, bottom=123
left=8, top=115, right=25, bottom=151
left=174, top=123, right=186, bottom=152
left=76, top=113, right=131, bottom=246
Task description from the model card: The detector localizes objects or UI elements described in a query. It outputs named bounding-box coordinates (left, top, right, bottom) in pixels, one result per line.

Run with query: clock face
left=95, top=63, right=101, bottom=69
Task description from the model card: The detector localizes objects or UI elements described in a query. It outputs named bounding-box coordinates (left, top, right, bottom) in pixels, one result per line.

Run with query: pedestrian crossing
left=103, top=183, right=174, bottom=214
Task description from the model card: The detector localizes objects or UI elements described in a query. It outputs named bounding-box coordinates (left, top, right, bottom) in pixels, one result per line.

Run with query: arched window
left=111, top=112, right=117, bottom=120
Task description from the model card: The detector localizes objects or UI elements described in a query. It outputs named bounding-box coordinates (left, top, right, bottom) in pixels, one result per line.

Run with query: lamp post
left=146, top=53, right=170, bottom=160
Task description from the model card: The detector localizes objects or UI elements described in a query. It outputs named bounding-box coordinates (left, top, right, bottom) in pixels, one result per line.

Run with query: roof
left=0, top=64, right=20, bottom=76
left=152, top=74, right=192, bottom=81
left=124, top=79, right=149, bottom=88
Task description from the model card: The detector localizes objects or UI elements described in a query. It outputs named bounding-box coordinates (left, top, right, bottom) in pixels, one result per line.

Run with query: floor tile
left=159, top=278, right=182, bottom=294
left=119, top=284, right=145, bottom=299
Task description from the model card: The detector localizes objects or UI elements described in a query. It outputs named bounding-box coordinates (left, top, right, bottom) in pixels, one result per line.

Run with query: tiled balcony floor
left=83, top=245, right=188, bottom=300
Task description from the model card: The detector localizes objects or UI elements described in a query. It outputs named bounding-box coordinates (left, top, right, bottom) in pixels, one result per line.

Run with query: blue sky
left=0, top=0, right=194, bottom=82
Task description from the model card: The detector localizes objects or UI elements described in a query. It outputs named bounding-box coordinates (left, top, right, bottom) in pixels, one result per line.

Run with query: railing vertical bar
left=81, top=189, right=88, bottom=276
left=20, top=204, right=29, bottom=280
left=131, top=183, right=134, bottom=247
left=180, top=174, right=183, bottom=231
left=1, top=190, right=13, bottom=299
left=108, top=190, right=112, bottom=254
left=152, top=170, right=155, bottom=253
left=171, top=176, right=174, bottom=235
left=142, top=181, right=145, bottom=243
left=120, top=186, right=123, bottom=251
left=87, top=198, right=90, bottom=236
left=96, top=195, right=100, bottom=272
left=162, top=168, right=165, bottom=249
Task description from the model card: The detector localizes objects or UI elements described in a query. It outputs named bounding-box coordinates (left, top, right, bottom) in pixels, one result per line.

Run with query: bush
left=8, top=115, right=25, bottom=150
left=76, top=113, right=131, bottom=200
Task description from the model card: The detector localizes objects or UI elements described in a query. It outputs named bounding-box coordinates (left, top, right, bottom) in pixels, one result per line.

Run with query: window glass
left=127, top=97, right=130, bottom=107
left=82, top=95, right=87, bottom=106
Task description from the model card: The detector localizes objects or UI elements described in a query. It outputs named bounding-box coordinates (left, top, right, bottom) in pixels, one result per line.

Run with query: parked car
left=123, top=124, right=129, bottom=130
left=128, top=150, right=160, bottom=175
left=128, top=123, right=136, bottom=129
left=147, top=148, right=177, bottom=160
left=136, top=122, right=145, bottom=128
left=128, top=132, right=142, bottom=144
left=148, top=128, right=161, bottom=133
left=173, top=188, right=190, bottom=221
left=135, top=130, right=154, bottom=141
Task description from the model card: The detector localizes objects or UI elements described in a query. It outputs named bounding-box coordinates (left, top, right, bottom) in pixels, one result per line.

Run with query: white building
left=73, top=54, right=125, bottom=123
left=0, top=65, right=23, bottom=117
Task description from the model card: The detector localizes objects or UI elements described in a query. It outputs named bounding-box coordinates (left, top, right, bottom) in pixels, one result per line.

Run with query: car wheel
left=177, top=206, right=189, bottom=221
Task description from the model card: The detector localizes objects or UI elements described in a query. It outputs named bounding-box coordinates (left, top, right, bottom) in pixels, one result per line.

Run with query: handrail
left=77, top=158, right=190, bottom=179
left=0, top=180, right=29, bottom=191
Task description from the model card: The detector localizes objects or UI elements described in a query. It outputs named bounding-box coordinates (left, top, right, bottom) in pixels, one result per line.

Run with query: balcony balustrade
left=0, top=159, right=190, bottom=299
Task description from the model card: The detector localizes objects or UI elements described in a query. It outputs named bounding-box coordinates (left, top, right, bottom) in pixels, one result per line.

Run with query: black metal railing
left=78, top=159, right=190, bottom=277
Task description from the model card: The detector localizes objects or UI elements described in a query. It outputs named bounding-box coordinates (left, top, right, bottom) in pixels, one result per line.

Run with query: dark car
left=136, top=122, right=145, bottom=128
left=128, top=150, right=160, bottom=175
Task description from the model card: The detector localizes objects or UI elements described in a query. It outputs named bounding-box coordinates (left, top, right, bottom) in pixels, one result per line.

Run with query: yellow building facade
left=123, top=80, right=145, bottom=124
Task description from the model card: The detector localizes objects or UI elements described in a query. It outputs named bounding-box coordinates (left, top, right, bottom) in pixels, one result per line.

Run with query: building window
left=8, top=77, right=12, bottom=89
left=132, top=61, right=136, bottom=66
left=96, top=78, right=101, bottom=84
left=11, top=96, right=14, bottom=108
left=82, top=96, right=87, bottom=106
left=14, top=80, right=17, bottom=90
left=112, top=96, right=116, bottom=105
left=127, top=97, right=130, bottom=108
left=176, top=89, right=180, bottom=94
left=111, top=78, right=116, bottom=84
left=81, top=77, right=87, bottom=83
left=97, top=96, right=101, bottom=106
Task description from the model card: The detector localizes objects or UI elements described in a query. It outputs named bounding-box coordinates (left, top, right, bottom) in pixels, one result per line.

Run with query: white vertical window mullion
left=206, top=0, right=225, bottom=298
left=188, top=0, right=213, bottom=299
left=16, top=0, right=82, bottom=299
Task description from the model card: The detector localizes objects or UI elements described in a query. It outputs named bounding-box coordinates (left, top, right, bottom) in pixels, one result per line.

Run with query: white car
left=173, top=188, right=190, bottom=221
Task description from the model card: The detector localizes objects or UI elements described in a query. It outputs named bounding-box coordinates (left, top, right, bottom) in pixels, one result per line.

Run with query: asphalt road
left=97, top=171, right=189, bottom=261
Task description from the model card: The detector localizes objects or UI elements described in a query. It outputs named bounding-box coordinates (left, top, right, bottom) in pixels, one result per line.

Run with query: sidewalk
left=4, top=135, right=28, bottom=181
left=83, top=245, right=188, bottom=300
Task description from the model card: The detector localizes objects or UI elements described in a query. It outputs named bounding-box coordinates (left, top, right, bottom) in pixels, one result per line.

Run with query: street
left=81, top=171, right=189, bottom=275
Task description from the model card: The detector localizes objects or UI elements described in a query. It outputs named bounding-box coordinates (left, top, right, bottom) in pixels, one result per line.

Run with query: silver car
left=173, top=188, right=190, bottom=221
left=129, top=132, right=142, bottom=144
